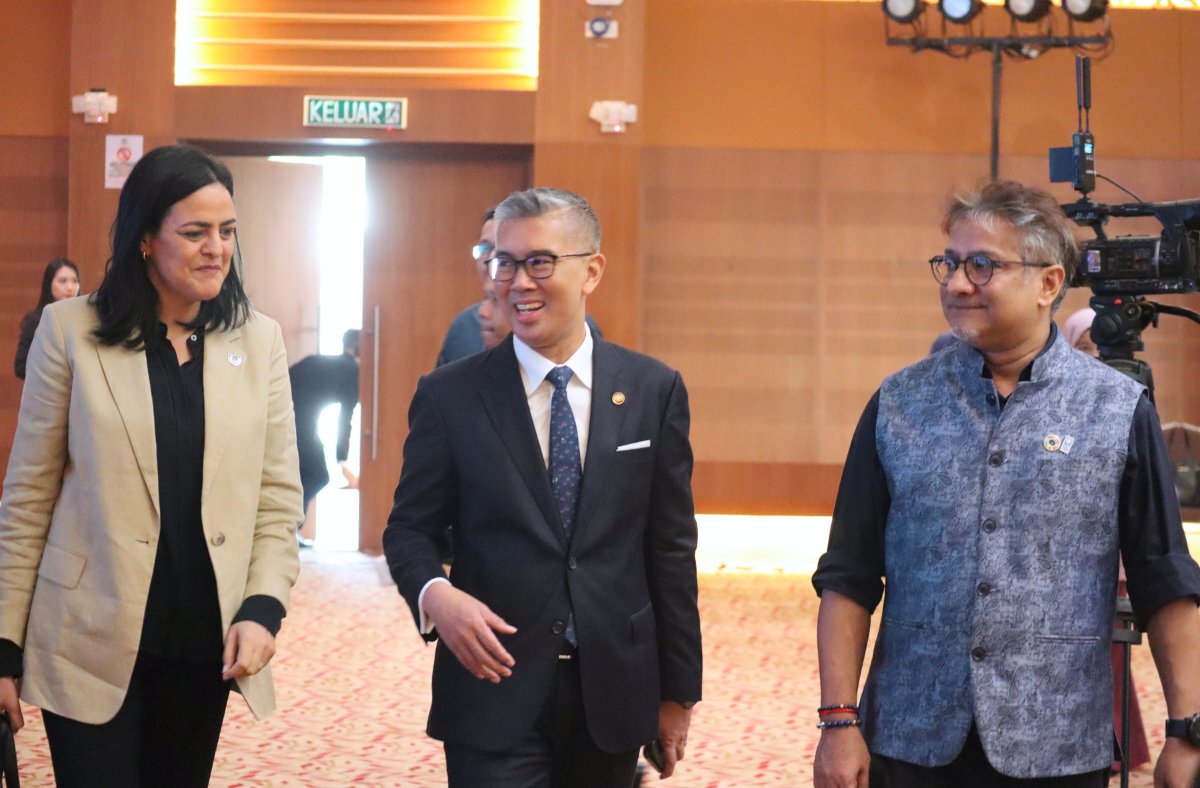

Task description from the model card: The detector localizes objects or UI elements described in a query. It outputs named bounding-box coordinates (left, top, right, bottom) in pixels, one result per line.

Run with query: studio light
left=1062, top=0, right=1107, bottom=21
left=883, top=0, right=924, bottom=24
left=1005, top=0, right=1051, bottom=22
left=940, top=0, right=982, bottom=24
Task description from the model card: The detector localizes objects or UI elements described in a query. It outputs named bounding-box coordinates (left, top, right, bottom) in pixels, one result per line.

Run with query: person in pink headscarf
left=1063, top=307, right=1099, bottom=356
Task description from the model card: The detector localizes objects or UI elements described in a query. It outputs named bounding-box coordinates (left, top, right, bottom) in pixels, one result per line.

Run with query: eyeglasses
left=488, top=252, right=594, bottom=282
left=929, top=253, right=1053, bottom=287
left=471, top=241, right=494, bottom=262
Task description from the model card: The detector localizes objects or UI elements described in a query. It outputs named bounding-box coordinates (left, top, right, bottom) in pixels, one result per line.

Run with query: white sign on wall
left=105, top=135, right=143, bottom=190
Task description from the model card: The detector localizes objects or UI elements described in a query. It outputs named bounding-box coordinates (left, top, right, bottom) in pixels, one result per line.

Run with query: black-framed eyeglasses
left=929, top=253, right=1053, bottom=287
left=471, top=241, right=494, bottom=262
left=488, top=252, right=594, bottom=282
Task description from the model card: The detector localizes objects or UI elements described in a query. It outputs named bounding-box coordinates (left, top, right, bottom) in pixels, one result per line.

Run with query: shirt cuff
left=0, top=639, right=23, bottom=678
left=232, top=594, right=287, bottom=637
left=418, top=577, right=451, bottom=634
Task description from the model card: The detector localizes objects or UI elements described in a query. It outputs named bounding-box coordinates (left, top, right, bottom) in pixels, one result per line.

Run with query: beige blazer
left=0, top=296, right=302, bottom=724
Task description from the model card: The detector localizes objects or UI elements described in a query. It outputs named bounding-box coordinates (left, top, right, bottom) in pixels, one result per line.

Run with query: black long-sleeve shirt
left=813, top=356, right=1200, bottom=630
left=0, top=325, right=283, bottom=677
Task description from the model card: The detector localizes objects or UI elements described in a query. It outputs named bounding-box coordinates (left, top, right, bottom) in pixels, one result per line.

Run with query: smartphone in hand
left=644, top=738, right=666, bottom=773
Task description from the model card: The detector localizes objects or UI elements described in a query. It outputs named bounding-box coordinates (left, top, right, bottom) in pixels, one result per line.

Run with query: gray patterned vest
left=862, top=329, right=1143, bottom=778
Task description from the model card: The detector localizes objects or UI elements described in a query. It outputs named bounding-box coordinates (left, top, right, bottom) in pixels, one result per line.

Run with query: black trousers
left=42, top=652, right=232, bottom=788
left=444, top=655, right=640, bottom=788
left=870, top=726, right=1110, bottom=788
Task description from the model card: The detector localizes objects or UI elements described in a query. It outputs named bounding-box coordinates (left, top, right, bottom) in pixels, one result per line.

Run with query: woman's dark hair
left=35, top=258, right=80, bottom=310
left=91, top=144, right=251, bottom=348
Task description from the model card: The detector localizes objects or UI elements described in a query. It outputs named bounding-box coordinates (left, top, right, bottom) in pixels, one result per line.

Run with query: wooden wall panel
left=357, top=145, right=530, bottom=554
left=645, top=146, right=1200, bottom=513
left=177, top=86, right=535, bottom=145
left=68, top=0, right=177, bottom=276
left=644, top=1, right=1200, bottom=160
left=0, top=1, right=71, bottom=137
left=0, top=137, right=70, bottom=476
left=220, top=156, right=325, bottom=362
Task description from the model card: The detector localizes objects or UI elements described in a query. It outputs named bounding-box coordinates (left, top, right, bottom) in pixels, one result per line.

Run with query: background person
left=0, top=145, right=303, bottom=787
left=1064, top=305, right=1099, bottom=356
left=384, top=187, right=702, bottom=786
left=289, top=328, right=361, bottom=546
left=812, top=180, right=1200, bottom=787
left=13, top=257, right=80, bottom=380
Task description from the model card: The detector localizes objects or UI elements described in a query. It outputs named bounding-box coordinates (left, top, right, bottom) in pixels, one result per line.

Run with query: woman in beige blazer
left=0, top=145, right=302, bottom=786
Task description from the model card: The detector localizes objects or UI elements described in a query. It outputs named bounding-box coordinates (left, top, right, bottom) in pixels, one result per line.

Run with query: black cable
left=1095, top=173, right=1145, bottom=202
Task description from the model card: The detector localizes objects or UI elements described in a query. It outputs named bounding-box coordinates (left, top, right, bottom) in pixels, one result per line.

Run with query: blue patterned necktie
left=546, top=366, right=583, bottom=539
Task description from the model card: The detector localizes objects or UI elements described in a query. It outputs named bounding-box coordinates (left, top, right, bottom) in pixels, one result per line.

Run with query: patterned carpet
left=8, top=553, right=1166, bottom=786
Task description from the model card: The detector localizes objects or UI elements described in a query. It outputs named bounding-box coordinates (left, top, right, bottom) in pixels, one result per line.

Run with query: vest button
left=551, top=620, right=565, bottom=635
left=971, top=646, right=987, bottom=661
left=977, top=582, right=992, bottom=596
left=211, top=533, right=226, bottom=546
left=568, top=555, right=578, bottom=570
left=988, top=451, right=1005, bottom=467
left=986, top=393, right=997, bottom=406
left=982, top=518, right=998, bottom=533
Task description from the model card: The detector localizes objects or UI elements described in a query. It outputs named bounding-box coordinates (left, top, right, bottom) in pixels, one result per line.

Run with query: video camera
left=1049, top=57, right=1200, bottom=296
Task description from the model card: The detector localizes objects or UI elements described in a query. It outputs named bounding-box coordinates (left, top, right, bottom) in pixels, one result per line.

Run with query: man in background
left=290, top=328, right=360, bottom=546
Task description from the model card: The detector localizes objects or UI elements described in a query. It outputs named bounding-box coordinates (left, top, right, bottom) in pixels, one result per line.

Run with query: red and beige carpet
left=8, top=553, right=1166, bottom=786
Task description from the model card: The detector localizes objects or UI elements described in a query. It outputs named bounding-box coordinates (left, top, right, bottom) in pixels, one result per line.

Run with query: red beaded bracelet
left=817, top=704, right=859, bottom=717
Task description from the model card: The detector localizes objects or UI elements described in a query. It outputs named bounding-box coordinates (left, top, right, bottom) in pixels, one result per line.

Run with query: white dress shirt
left=418, top=326, right=595, bottom=632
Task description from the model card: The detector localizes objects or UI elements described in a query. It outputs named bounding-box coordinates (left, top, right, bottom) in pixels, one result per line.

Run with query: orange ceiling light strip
left=176, top=1, right=539, bottom=88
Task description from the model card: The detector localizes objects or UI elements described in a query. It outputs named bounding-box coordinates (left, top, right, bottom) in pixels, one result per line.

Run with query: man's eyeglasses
left=929, top=253, right=1053, bottom=287
left=488, top=252, right=594, bottom=282
left=471, top=241, right=495, bottom=262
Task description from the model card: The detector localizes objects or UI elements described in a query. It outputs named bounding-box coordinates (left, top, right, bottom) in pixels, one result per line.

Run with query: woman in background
left=13, top=257, right=80, bottom=379
left=0, top=145, right=302, bottom=786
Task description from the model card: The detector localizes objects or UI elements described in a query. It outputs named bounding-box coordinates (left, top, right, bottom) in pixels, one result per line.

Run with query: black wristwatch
left=1165, top=713, right=1200, bottom=746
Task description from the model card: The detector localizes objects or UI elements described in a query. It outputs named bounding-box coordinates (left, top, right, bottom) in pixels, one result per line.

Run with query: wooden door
left=358, top=145, right=529, bottom=554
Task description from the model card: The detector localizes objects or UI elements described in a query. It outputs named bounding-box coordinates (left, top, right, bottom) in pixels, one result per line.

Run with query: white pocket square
left=616, top=439, right=651, bottom=452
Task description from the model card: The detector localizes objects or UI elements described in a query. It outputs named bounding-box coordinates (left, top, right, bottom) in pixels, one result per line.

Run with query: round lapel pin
left=227, top=351, right=244, bottom=367
left=1042, top=434, right=1061, bottom=452
left=611, top=392, right=626, bottom=406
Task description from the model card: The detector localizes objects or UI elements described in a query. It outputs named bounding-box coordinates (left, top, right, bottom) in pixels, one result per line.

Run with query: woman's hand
left=221, top=621, right=276, bottom=681
left=0, top=676, right=24, bottom=733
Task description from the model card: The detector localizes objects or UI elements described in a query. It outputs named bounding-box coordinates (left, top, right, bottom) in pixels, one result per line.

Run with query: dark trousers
left=444, top=655, right=640, bottom=788
left=42, top=652, right=232, bottom=788
left=870, top=727, right=1110, bottom=788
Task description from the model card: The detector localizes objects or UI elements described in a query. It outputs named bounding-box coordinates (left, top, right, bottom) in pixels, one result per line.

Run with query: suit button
left=567, top=555, right=577, bottom=570
left=988, top=451, right=1005, bottom=467
left=971, top=646, right=987, bottom=661
left=986, top=394, right=997, bottom=406
left=211, top=533, right=226, bottom=546
left=977, top=582, right=992, bottom=597
left=551, top=620, right=565, bottom=635
left=982, top=518, right=998, bottom=533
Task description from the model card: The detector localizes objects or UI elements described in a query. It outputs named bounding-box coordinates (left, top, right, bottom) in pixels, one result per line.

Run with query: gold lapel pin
left=1042, top=434, right=1061, bottom=452
left=611, top=392, right=626, bottom=406
left=227, top=351, right=244, bottom=367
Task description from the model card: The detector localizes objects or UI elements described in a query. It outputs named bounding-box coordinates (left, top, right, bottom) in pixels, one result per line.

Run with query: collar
left=513, top=325, right=594, bottom=397
left=978, top=322, right=1059, bottom=383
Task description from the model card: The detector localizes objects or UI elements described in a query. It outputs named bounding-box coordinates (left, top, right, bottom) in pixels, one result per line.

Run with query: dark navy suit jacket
left=384, top=333, right=702, bottom=753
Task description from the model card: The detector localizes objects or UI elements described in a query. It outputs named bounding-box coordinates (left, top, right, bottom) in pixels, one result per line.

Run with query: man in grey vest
left=812, top=181, right=1200, bottom=787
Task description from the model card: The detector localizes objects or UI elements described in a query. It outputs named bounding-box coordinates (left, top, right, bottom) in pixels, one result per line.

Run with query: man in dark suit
left=384, top=188, right=702, bottom=786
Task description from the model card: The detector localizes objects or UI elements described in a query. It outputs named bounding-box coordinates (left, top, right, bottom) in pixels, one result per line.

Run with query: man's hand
left=655, top=700, right=694, bottom=779
left=813, top=726, right=870, bottom=788
left=1154, top=737, right=1200, bottom=788
left=0, top=677, right=23, bottom=733
left=423, top=582, right=516, bottom=683
left=222, top=621, right=277, bottom=681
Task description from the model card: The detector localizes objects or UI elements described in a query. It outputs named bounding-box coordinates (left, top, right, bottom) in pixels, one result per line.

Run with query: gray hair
left=493, top=187, right=601, bottom=252
left=942, top=180, right=1079, bottom=312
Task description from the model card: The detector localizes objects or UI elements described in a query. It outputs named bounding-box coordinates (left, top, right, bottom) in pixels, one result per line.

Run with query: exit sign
left=303, top=96, right=408, bottom=129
